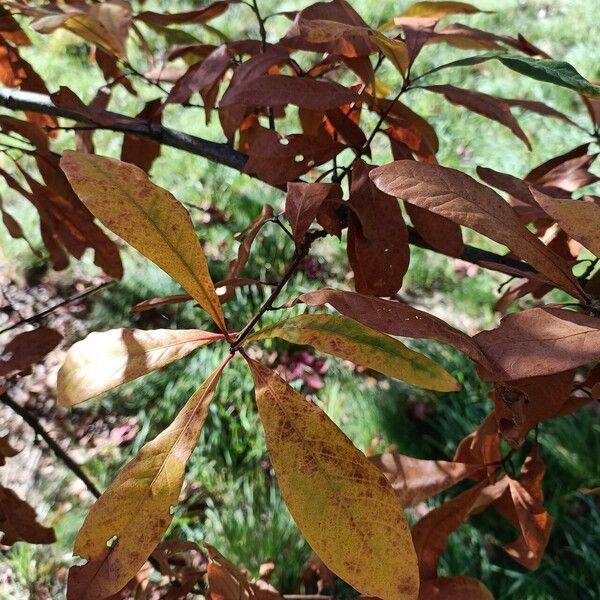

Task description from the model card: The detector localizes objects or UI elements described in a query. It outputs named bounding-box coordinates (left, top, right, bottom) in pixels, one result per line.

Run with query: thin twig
left=0, top=390, right=101, bottom=498
left=0, top=281, right=113, bottom=335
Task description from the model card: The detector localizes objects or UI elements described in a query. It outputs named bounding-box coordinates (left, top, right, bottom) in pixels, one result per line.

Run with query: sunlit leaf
left=370, top=161, right=584, bottom=299
left=248, top=313, right=459, bottom=392
left=60, top=151, right=227, bottom=331
left=247, top=359, right=419, bottom=599
left=58, top=328, right=223, bottom=406
left=67, top=361, right=228, bottom=600
left=419, top=576, right=494, bottom=599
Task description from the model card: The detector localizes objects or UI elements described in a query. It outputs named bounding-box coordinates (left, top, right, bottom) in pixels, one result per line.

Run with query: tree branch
left=0, top=87, right=536, bottom=277
left=0, top=389, right=101, bottom=499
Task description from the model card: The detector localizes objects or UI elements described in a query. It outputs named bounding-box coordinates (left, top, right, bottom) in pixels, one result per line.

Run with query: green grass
left=1, top=0, right=600, bottom=598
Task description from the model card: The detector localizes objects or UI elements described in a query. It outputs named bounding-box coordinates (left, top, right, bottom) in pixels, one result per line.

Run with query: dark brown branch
left=0, top=87, right=536, bottom=277
left=0, top=389, right=101, bottom=499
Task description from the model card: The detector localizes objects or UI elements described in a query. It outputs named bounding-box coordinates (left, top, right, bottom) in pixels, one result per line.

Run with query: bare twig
left=0, top=390, right=101, bottom=498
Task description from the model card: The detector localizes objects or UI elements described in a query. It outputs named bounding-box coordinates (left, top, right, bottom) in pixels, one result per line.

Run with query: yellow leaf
left=371, top=31, right=409, bottom=76
left=57, top=328, right=223, bottom=406
left=247, top=314, right=459, bottom=392
left=248, top=359, right=419, bottom=600
left=401, top=1, right=483, bottom=19
left=67, top=360, right=229, bottom=600
left=60, top=151, right=227, bottom=331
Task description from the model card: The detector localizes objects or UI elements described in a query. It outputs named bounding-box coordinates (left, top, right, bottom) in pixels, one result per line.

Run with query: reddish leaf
left=136, top=3, right=228, bottom=26
left=419, top=576, right=494, bottom=600
left=347, top=159, right=409, bottom=296
left=406, top=203, right=464, bottom=257
left=474, top=307, right=600, bottom=381
left=0, top=328, right=62, bottom=376
left=371, top=453, right=485, bottom=506
left=285, top=182, right=342, bottom=248
left=0, top=435, right=18, bottom=466
left=297, top=288, right=492, bottom=368
left=242, top=126, right=344, bottom=185
left=425, top=85, right=531, bottom=149
left=426, top=23, right=507, bottom=51
left=412, top=478, right=509, bottom=579
left=121, top=99, right=163, bottom=172
left=325, top=107, right=367, bottom=150
left=0, top=484, right=56, bottom=546
left=282, top=0, right=376, bottom=57
left=130, top=294, right=192, bottom=313
left=370, top=161, right=584, bottom=298
left=220, top=75, right=360, bottom=111
left=529, top=152, right=598, bottom=192
left=453, top=413, right=501, bottom=480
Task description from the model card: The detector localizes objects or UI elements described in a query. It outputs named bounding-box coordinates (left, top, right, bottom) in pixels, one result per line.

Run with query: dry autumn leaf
left=67, top=360, right=228, bottom=600
left=371, top=453, right=485, bottom=506
left=60, top=151, right=227, bottom=331
left=247, top=313, right=459, bottom=392
left=419, top=576, right=494, bottom=599
left=248, top=359, right=419, bottom=600
left=369, top=161, right=584, bottom=299
left=57, top=328, right=223, bottom=406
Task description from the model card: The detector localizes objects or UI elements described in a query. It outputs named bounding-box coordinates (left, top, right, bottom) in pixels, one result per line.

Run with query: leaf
left=369, top=161, right=584, bottom=299
left=424, top=85, right=531, bottom=149
left=297, top=288, right=492, bottom=369
left=0, top=484, right=56, bottom=546
left=67, top=362, right=227, bottom=600
left=247, top=360, right=419, bottom=599
left=371, top=31, right=409, bottom=75
left=130, top=294, right=192, bottom=313
left=419, top=576, right=494, bottom=599
left=401, top=1, right=484, bottom=19
left=136, top=3, right=228, bottom=26
left=371, top=453, right=484, bottom=506
left=58, top=328, right=223, bottom=406
left=453, top=412, right=501, bottom=480
left=60, top=151, right=226, bottom=331
left=420, top=52, right=600, bottom=97
left=220, top=75, right=360, bottom=111
left=474, top=307, right=600, bottom=381
left=120, top=99, right=163, bottom=173
left=495, top=444, right=554, bottom=570
left=219, top=205, right=274, bottom=302
left=285, top=182, right=342, bottom=248
left=248, top=313, right=459, bottom=392
left=0, top=328, right=62, bottom=377
left=347, top=159, right=409, bottom=296
left=30, top=1, right=132, bottom=59
left=0, top=435, right=18, bottom=466
left=530, top=191, right=600, bottom=257
left=412, top=478, right=508, bottom=579
left=405, top=203, right=464, bottom=258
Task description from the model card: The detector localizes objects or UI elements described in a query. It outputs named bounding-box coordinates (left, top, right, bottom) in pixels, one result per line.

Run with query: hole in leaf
left=294, top=154, right=305, bottom=163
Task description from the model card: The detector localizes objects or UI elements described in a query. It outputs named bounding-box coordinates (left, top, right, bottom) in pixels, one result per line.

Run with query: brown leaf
left=297, top=288, right=492, bottom=369
left=474, top=307, right=600, bottom=381
left=371, top=453, right=485, bottom=506
left=0, top=435, right=18, bottom=466
left=0, top=328, right=62, bottom=376
left=242, top=126, right=344, bottom=185
left=406, top=203, right=464, bottom=257
left=347, top=159, right=409, bottom=296
left=426, top=23, right=507, bottom=51
left=370, top=161, right=584, bottom=298
left=0, top=484, right=56, bottom=546
left=130, top=294, right=193, bottom=313
left=419, top=576, right=494, bottom=599
left=412, top=478, right=508, bottom=579
left=282, top=0, right=376, bottom=57
left=285, top=182, right=342, bottom=248
left=220, top=75, right=360, bottom=111
left=0, top=7, right=30, bottom=46
left=136, top=3, right=228, bottom=26
left=425, top=85, right=531, bottom=149
left=493, top=370, right=580, bottom=447
left=219, top=205, right=274, bottom=302
left=529, top=152, right=598, bottom=192
left=531, top=190, right=600, bottom=257
left=325, top=106, right=367, bottom=150
left=453, top=412, right=501, bottom=479
left=121, top=99, right=163, bottom=173
left=498, top=445, right=554, bottom=570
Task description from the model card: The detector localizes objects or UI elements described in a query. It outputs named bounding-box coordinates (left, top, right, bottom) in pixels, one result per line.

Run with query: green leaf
left=247, top=313, right=460, bottom=392
left=419, top=52, right=600, bottom=97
